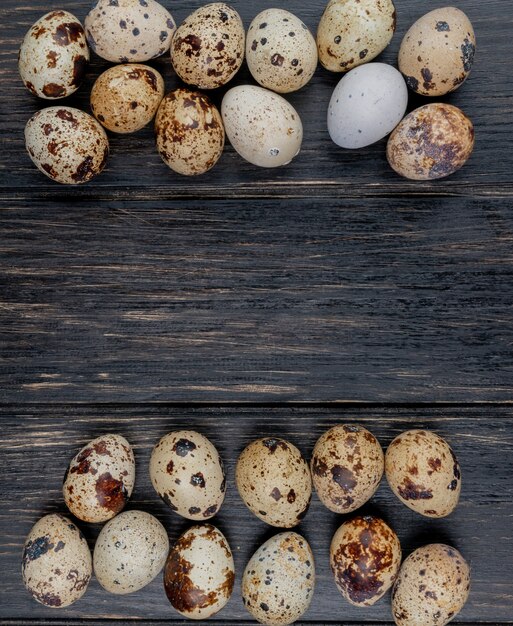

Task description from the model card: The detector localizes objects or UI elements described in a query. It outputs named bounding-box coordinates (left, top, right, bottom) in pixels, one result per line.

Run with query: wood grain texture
left=1, top=405, right=512, bottom=623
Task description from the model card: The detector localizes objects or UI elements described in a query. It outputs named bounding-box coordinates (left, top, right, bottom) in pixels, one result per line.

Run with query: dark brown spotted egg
left=311, top=424, right=384, bottom=514
left=18, top=11, right=89, bottom=99
left=91, top=64, right=164, bottom=134
left=392, top=544, right=470, bottom=626
left=164, top=524, right=234, bottom=619
left=242, top=532, right=315, bottom=625
left=25, top=107, right=109, bottom=185
left=85, top=0, right=176, bottom=63
left=22, top=514, right=92, bottom=608
left=155, top=88, right=225, bottom=176
left=246, top=9, right=318, bottom=93
left=235, top=437, right=312, bottom=527
left=149, top=430, right=226, bottom=520
left=399, top=7, right=476, bottom=96
left=330, top=515, right=401, bottom=607
left=385, top=429, right=461, bottom=518
left=171, top=3, right=245, bottom=89
left=63, top=434, right=135, bottom=523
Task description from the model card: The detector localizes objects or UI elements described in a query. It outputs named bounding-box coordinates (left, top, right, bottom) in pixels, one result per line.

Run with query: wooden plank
left=0, top=405, right=512, bottom=622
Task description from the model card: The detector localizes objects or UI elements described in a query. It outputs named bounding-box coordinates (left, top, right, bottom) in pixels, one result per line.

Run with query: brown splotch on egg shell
left=18, top=10, right=89, bottom=99
left=392, top=544, right=470, bottom=626
left=246, top=9, right=318, bottom=93
left=242, top=532, right=315, bottom=626
left=22, top=514, right=92, bottom=608
left=149, top=430, right=226, bottom=520
left=311, top=424, right=384, bottom=514
left=317, top=0, right=396, bottom=72
left=235, top=437, right=312, bottom=527
left=93, top=510, right=169, bottom=594
left=25, top=107, right=109, bottom=185
left=171, top=3, right=244, bottom=89
left=399, top=7, right=476, bottom=96
left=385, top=429, right=461, bottom=518
left=90, top=64, right=164, bottom=134
left=155, top=89, right=225, bottom=176
left=330, top=515, right=401, bottom=606
left=85, top=0, right=176, bottom=63
left=164, top=524, right=234, bottom=619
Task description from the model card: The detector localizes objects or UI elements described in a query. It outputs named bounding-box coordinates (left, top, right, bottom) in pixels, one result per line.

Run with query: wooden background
left=0, top=0, right=512, bottom=624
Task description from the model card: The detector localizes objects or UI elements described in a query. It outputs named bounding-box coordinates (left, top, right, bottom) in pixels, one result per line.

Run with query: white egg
left=328, top=63, right=408, bottom=149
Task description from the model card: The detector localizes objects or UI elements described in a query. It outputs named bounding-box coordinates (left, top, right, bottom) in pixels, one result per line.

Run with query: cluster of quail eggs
left=23, top=426, right=469, bottom=625
left=19, top=1, right=476, bottom=184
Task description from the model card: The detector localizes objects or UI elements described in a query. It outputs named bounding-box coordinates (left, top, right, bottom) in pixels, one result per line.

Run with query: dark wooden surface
left=1, top=0, right=513, bottom=624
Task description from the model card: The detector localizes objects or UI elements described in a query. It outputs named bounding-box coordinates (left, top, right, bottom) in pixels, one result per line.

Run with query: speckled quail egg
left=235, top=437, right=312, bottom=528
left=392, top=544, right=470, bottom=626
left=222, top=85, right=303, bottom=168
left=25, top=107, right=109, bottom=184
left=155, top=89, right=225, bottom=176
left=90, top=64, right=164, bottom=134
left=18, top=11, right=89, bottom=99
left=330, top=515, right=401, bottom=606
left=328, top=63, right=407, bottom=149
left=85, top=0, right=176, bottom=63
left=387, top=104, right=474, bottom=181
left=93, top=510, right=169, bottom=594
left=317, top=0, right=396, bottom=72
left=242, top=532, right=315, bottom=625
left=171, top=3, right=244, bottom=89
left=385, top=429, right=461, bottom=517
left=63, top=434, right=135, bottom=523
left=399, top=7, right=476, bottom=96
left=22, top=514, right=92, bottom=608
left=164, top=524, right=235, bottom=619
left=149, top=430, right=226, bottom=520
left=246, top=9, right=318, bottom=93
left=311, top=424, right=384, bottom=514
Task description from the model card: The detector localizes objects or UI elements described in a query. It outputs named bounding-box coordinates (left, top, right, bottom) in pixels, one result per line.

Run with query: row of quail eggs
left=23, top=426, right=469, bottom=625
left=19, top=0, right=476, bottom=184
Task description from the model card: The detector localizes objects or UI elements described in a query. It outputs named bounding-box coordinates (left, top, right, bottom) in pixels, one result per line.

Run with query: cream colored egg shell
left=18, top=11, right=89, bottom=99
left=22, top=514, right=92, bottom=608
left=25, top=107, right=109, bottom=185
left=164, top=524, right=234, bottom=619
left=155, top=89, right=225, bottom=176
left=317, top=0, right=396, bottom=72
left=330, top=515, right=401, bottom=606
left=171, top=3, right=244, bottom=89
left=222, top=85, right=303, bottom=168
left=93, top=510, right=169, bottom=594
left=385, top=429, right=462, bottom=517
left=149, top=430, right=226, bottom=520
left=235, top=437, right=312, bottom=527
left=246, top=9, right=318, bottom=93
left=392, top=544, right=470, bottom=626
left=85, top=0, right=176, bottom=63
left=242, top=532, right=315, bottom=626
left=311, top=424, right=384, bottom=513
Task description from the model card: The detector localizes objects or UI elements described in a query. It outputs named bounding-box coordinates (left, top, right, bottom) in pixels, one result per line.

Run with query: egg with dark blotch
left=22, top=514, right=92, bottom=608
left=385, top=429, right=462, bottom=517
left=164, top=524, right=234, bottom=619
left=18, top=10, right=89, bottom=99
left=85, top=0, right=175, bottom=63
left=330, top=515, right=401, bottom=606
left=235, top=437, right=312, bottom=527
left=311, top=424, right=384, bottom=514
left=155, top=89, right=225, bottom=176
left=392, top=544, right=470, bottom=626
left=171, top=3, right=244, bottom=89
left=399, top=7, right=476, bottom=96
left=149, top=430, right=226, bottom=520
